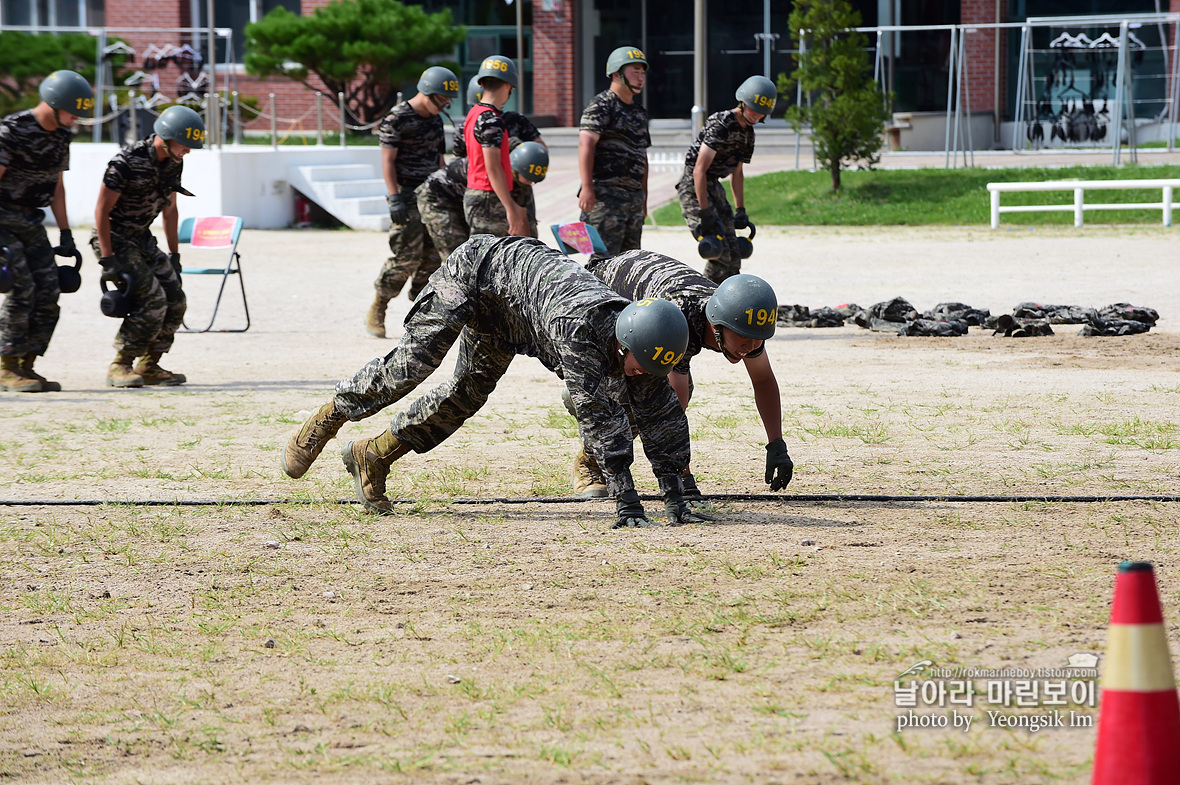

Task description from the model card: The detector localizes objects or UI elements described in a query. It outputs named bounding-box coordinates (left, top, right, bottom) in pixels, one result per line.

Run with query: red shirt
left=464, top=103, right=511, bottom=192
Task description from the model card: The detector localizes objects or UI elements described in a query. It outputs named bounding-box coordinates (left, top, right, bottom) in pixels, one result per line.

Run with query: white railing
left=987, top=179, right=1180, bottom=228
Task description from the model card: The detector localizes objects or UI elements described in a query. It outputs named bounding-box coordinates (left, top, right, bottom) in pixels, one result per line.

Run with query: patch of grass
left=652, top=163, right=1180, bottom=225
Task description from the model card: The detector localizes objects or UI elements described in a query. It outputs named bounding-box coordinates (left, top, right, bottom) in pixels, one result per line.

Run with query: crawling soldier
left=281, top=235, right=712, bottom=529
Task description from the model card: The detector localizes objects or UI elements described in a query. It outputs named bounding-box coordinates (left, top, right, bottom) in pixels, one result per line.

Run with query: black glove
left=386, top=192, right=410, bottom=224
left=660, top=476, right=716, bottom=525
left=765, top=438, right=794, bottom=491
left=98, top=255, right=118, bottom=282
left=734, top=207, right=751, bottom=231
left=54, top=228, right=75, bottom=256
left=697, top=204, right=720, bottom=237
left=612, top=489, right=656, bottom=529
left=168, top=252, right=181, bottom=275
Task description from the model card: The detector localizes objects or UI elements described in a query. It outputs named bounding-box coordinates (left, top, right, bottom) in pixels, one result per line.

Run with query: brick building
left=3, top=0, right=1179, bottom=139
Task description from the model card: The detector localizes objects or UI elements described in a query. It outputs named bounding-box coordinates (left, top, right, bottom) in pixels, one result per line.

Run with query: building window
left=1, top=0, right=93, bottom=27
left=200, top=0, right=300, bottom=65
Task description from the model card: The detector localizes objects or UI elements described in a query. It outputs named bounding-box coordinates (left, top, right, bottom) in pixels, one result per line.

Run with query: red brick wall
left=532, top=2, right=576, bottom=126
left=961, top=0, right=1002, bottom=116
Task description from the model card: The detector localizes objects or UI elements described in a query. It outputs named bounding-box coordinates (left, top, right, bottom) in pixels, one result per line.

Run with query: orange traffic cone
left=1092, top=561, right=1180, bottom=785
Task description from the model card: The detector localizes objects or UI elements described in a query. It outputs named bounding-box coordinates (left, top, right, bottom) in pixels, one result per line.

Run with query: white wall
left=56, top=143, right=382, bottom=231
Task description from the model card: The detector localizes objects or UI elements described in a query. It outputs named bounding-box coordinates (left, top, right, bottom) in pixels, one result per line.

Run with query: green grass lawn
left=651, top=163, right=1180, bottom=226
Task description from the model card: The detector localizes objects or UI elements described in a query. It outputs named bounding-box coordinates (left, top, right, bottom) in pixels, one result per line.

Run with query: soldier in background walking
left=0, top=70, right=93, bottom=393
left=578, top=47, right=651, bottom=259
left=367, top=66, right=460, bottom=339
left=678, top=75, right=777, bottom=283
left=91, top=106, right=202, bottom=388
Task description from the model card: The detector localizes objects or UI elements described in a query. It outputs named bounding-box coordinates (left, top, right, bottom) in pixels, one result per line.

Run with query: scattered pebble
left=323, top=591, right=336, bottom=599
left=263, top=541, right=281, bottom=550
left=950, top=631, right=962, bottom=640
left=801, top=539, right=815, bottom=546
left=446, top=674, right=462, bottom=684
left=522, top=583, right=533, bottom=591
left=264, top=638, right=276, bottom=649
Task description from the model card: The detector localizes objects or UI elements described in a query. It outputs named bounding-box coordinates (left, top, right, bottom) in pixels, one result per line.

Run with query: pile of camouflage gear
left=776, top=297, right=1159, bottom=338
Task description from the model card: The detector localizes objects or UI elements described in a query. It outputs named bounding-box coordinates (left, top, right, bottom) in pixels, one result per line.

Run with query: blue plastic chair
left=177, top=216, right=249, bottom=333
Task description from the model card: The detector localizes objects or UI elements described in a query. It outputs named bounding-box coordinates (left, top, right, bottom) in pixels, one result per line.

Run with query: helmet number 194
left=746, top=308, right=775, bottom=326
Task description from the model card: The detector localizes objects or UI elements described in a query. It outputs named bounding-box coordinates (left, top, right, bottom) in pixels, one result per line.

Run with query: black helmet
left=735, top=75, right=777, bottom=121
left=39, top=70, right=94, bottom=118
left=417, top=66, right=460, bottom=98
left=606, top=46, right=648, bottom=77
left=467, top=76, right=482, bottom=107
left=615, top=298, right=689, bottom=377
left=510, top=141, right=548, bottom=183
left=476, top=55, right=518, bottom=88
left=154, top=105, right=206, bottom=149
left=706, top=274, right=778, bottom=340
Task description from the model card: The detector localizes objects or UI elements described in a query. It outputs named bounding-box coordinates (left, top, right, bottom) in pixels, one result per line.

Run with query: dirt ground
left=2, top=224, right=1179, bottom=784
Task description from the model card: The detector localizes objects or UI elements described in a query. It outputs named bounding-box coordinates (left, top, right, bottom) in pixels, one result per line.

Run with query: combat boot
left=106, top=352, right=144, bottom=388
left=571, top=445, right=608, bottom=498
left=365, top=291, right=392, bottom=338
left=135, top=353, right=186, bottom=386
left=340, top=430, right=412, bottom=513
left=21, top=354, right=60, bottom=392
left=1, top=355, right=41, bottom=393
left=281, top=398, right=348, bottom=479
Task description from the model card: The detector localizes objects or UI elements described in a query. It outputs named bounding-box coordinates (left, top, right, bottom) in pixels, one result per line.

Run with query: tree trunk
left=830, top=159, right=842, bottom=191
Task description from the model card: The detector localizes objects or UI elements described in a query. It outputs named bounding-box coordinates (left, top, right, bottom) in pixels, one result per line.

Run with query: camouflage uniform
left=0, top=110, right=71, bottom=357
left=334, top=235, right=689, bottom=497
left=463, top=105, right=512, bottom=236
left=419, top=157, right=536, bottom=268
left=452, top=110, right=540, bottom=159
left=588, top=249, right=763, bottom=385
left=677, top=110, right=755, bottom=283
left=90, top=135, right=187, bottom=356
left=579, top=90, right=650, bottom=258
left=376, top=101, right=445, bottom=299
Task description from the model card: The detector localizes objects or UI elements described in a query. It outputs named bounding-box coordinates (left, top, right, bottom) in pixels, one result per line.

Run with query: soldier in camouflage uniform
left=92, top=105, right=203, bottom=388
left=0, top=70, right=93, bottom=393
left=578, top=47, right=651, bottom=260
left=678, top=76, right=777, bottom=283
left=568, top=250, right=793, bottom=497
left=368, top=66, right=460, bottom=339
left=464, top=56, right=529, bottom=239
left=417, top=137, right=547, bottom=261
left=281, top=235, right=712, bottom=530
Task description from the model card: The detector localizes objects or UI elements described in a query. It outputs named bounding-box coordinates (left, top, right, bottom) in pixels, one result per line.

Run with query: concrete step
left=303, top=163, right=378, bottom=182
left=331, top=178, right=386, bottom=199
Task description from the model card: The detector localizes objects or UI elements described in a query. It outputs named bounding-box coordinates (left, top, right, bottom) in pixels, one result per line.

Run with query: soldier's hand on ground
left=765, top=438, right=794, bottom=491
left=386, top=193, right=410, bottom=224
left=734, top=207, right=751, bottom=231
left=612, top=489, right=657, bottom=529
left=578, top=186, right=596, bottom=214
left=697, top=205, right=720, bottom=237
left=54, top=228, right=76, bottom=256
left=168, top=253, right=181, bottom=275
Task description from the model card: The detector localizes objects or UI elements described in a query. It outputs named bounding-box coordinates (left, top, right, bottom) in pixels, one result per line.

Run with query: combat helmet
left=39, top=70, right=94, bottom=118
left=510, top=141, right=549, bottom=183
left=606, top=46, right=648, bottom=77
left=706, top=274, right=778, bottom=341
left=735, top=75, right=777, bottom=122
left=467, top=76, right=483, bottom=107
left=476, top=55, right=518, bottom=88
left=417, top=66, right=460, bottom=99
left=154, top=105, right=206, bottom=149
left=615, top=298, right=689, bottom=377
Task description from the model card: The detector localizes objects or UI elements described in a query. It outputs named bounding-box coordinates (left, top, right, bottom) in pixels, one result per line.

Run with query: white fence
left=987, top=178, right=1180, bottom=228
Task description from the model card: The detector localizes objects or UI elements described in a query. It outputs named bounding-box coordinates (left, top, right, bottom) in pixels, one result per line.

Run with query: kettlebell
left=697, top=234, right=723, bottom=261
left=100, top=271, right=135, bottom=318
left=0, top=247, right=12, bottom=295
left=736, top=222, right=756, bottom=260
left=56, top=248, right=83, bottom=294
